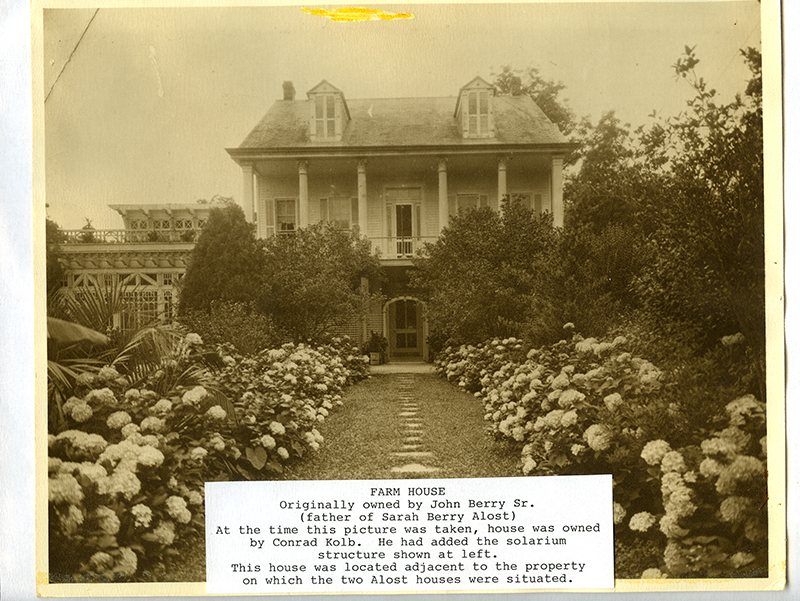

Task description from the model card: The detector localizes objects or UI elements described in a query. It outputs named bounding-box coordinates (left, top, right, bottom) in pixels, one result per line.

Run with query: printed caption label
left=205, top=475, right=614, bottom=594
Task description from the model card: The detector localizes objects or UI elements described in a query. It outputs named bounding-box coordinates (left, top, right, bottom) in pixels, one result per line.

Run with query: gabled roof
left=306, top=80, right=351, bottom=120
left=453, top=76, right=495, bottom=118
left=306, top=80, right=344, bottom=96
left=233, top=93, right=570, bottom=153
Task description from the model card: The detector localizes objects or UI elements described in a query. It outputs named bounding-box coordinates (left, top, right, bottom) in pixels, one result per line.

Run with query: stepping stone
left=401, top=444, right=422, bottom=451
left=392, top=451, right=434, bottom=458
left=403, top=437, right=423, bottom=443
left=398, top=411, right=417, bottom=417
left=391, top=463, right=440, bottom=474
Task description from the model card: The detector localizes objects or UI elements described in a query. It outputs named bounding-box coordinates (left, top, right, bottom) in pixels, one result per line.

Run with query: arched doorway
left=384, top=297, right=428, bottom=361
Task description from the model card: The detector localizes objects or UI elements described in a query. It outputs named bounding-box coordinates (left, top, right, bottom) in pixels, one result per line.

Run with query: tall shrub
left=179, top=204, right=263, bottom=313
left=258, top=224, right=382, bottom=342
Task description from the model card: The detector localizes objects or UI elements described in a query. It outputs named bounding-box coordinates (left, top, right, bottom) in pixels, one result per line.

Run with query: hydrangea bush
left=48, top=334, right=369, bottom=582
left=435, top=326, right=768, bottom=579
left=214, top=337, right=369, bottom=479
left=48, top=365, right=212, bottom=582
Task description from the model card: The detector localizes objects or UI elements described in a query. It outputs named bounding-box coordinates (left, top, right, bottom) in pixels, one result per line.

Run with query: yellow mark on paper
left=302, top=7, right=414, bottom=22
left=36, top=571, right=50, bottom=585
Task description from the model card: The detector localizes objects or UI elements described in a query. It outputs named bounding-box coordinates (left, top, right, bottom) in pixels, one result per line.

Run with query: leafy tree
left=258, top=224, right=382, bottom=342
left=179, top=204, right=263, bottom=313
left=492, top=64, right=575, bottom=135
left=564, top=111, right=662, bottom=235
left=633, top=47, right=765, bottom=397
left=196, top=194, right=236, bottom=205
left=45, top=217, right=66, bottom=294
left=412, top=197, right=557, bottom=348
left=179, top=300, right=279, bottom=355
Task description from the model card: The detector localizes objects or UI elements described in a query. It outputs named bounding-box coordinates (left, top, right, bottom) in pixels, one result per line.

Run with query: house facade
left=227, top=77, right=572, bottom=360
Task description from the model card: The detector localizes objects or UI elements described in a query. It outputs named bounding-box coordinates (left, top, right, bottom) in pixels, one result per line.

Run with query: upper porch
left=234, top=150, right=566, bottom=262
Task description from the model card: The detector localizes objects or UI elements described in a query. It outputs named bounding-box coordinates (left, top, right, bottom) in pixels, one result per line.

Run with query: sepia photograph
left=33, top=0, right=783, bottom=595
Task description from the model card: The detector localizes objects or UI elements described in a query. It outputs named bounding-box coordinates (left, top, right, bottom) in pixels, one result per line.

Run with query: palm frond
left=111, top=325, right=182, bottom=378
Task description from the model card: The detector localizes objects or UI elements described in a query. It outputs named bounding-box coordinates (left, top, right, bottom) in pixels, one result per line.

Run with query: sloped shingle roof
left=236, top=95, right=569, bottom=150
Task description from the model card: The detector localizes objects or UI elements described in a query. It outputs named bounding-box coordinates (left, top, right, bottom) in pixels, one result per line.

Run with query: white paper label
left=205, top=475, right=614, bottom=594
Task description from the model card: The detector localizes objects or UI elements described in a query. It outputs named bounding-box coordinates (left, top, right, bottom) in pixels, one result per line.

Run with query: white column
left=438, top=158, right=448, bottom=233
left=551, top=156, right=564, bottom=228
left=298, top=160, right=309, bottom=228
left=497, top=156, right=508, bottom=210
left=242, top=164, right=255, bottom=223
left=357, top=160, right=368, bottom=236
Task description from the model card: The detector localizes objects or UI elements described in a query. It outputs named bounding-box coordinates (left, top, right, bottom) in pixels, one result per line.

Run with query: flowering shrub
left=48, top=333, right=368, bottom=582
left=436, top=326, right=768, bottom=579
left=638, top=394, right=767, bottom=577
left=435, top=337, right=527, bottom=393
left=48, top=365, right=214, bottom=582
left=214, top=337, right=369, bottom=479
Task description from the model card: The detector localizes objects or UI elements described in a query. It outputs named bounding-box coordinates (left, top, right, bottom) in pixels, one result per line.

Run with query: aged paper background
left=1, top=0, right=791, bottom=599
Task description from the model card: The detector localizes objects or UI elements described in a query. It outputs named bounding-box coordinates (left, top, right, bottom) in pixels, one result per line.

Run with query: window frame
left=466, top=90, right=491, bottom=137
left=275, top=198, right=298, bottom=235
left=314, top=94, right=337, bottom=139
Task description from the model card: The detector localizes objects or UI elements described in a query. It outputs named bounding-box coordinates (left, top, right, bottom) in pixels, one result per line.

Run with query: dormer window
left=455, top=76, right=495, bottom=139
left=468, top=90, right=490, bottom=136
left=315, top=95, right=336, bottom=138
left=307, top=80, right=350, bottom=142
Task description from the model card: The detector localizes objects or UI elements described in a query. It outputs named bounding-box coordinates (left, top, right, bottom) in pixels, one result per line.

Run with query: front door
left=395, top=204, right=413, bottom=257
left=390, top=299, right=420, bottom=357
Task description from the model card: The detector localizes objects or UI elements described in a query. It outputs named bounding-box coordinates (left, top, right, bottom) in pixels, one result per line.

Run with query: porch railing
left=60, top=229, right=202, bottom=245
left=369, top=236, right=438, bottom=259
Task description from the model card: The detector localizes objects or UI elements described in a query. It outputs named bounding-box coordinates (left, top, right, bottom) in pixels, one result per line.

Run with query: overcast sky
left=43, top=2, right=761, bottom=230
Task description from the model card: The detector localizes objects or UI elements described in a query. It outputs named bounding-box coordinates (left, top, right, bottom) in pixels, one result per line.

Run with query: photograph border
left=27, top=0, right=786, bottom=597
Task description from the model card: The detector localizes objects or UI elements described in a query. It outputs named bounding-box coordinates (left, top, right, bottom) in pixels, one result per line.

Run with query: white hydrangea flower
left=94, top=505, right=121, bottom=535
left=140, top=416, right=165, bottom=433
left=205, top=405, right=227, bottom=420
left=166, top=495, right=192, bottom=524
left=120, top=423, right=140, bottom=439
left=185, top=333, right=203, bottom=345
left=522, top=457, right=537, bottom=475
left=628, top=512, right=656, bottom=532
left=182, top=386, right=208, bottom=406
left=558, top=389, right=585, bottom=408
left=113, top=547, right=138, bottom=577
left=153, top=399, right=173, bottom=413
left=560, top=410, right=579, bottom=428
left=131, top=503, right=153, bottom=528
left=152, top=520, right=176, bottom=545
left=49, top=473, right=84, bottom=505
left=641, top=440, right=672, bottom=466
left=660, top=451, right=687, bottom=473
left=106, top=411, right=132, bottom=430
left=277, top=447, right=289, bottom=460
left=613, top=503, right=626, bottom=525
left=603, top=393, right=623, bottom=412
left=720, top=496, right=753, bottom=523
left=70, top=401, right=93, bottom=423
left=189, top=447, right=208, bottom=461
left=583, top=424, right=612, bottom=452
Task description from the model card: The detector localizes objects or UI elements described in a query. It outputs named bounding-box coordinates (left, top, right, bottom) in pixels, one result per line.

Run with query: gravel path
left=284, top=373, right=521, bottom=481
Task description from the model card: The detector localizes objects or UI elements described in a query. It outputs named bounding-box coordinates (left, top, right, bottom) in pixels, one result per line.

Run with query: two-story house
left=227, top=77, right=572, bottom=361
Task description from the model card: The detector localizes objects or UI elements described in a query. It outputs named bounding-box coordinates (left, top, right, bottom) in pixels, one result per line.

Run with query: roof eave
left=226, top=142, right=577, bottom=163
